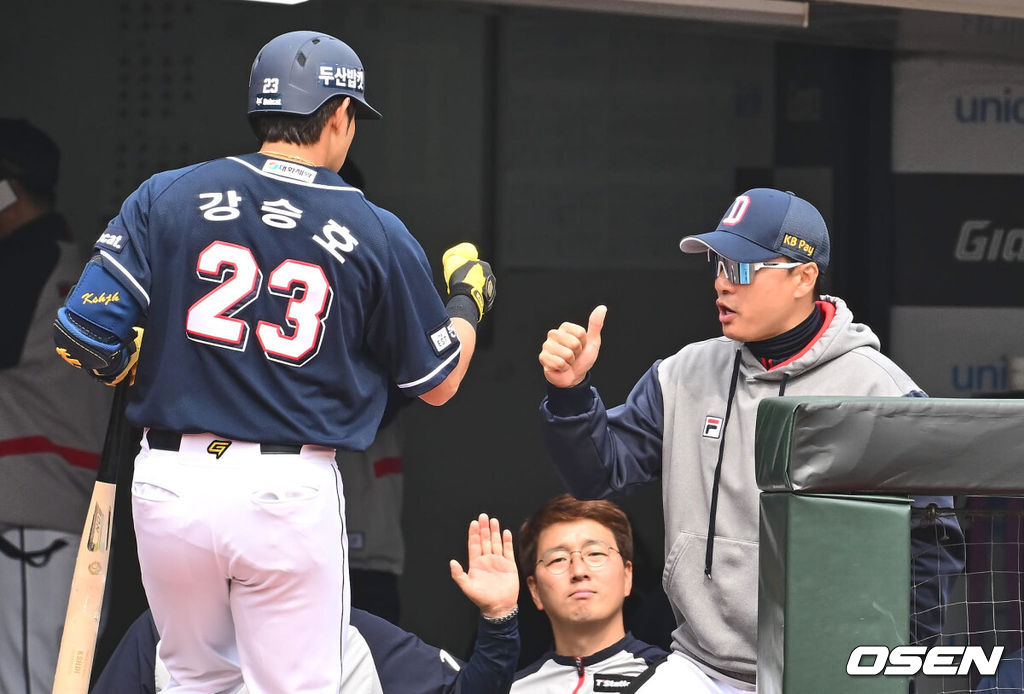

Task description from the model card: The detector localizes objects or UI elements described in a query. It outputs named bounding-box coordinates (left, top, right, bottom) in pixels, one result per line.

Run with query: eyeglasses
left=708, top=251, right=802, bottom=285
left=537, top=541, right=621, bottom=575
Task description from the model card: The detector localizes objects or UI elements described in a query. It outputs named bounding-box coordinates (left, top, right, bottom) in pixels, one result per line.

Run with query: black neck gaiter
left=745, top=304, right=823, bottom=370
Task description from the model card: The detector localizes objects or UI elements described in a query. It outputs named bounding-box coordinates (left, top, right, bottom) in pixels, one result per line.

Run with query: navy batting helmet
left=248, top=31, right=382, bottom=120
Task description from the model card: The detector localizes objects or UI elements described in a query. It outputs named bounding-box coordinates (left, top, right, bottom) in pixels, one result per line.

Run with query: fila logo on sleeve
left=702, top=416, right=724, bottom=439
left=720, top=195, right=751, bottom=226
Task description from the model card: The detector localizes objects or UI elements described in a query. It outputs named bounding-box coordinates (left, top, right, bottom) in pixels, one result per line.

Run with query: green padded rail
left=755, top=397, right=1024, bottom=493
left=758, top=493, right=910, bottom=694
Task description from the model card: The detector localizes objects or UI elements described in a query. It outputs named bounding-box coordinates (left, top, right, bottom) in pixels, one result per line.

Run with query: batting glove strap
left=445, top=294, right=479, bottom=327
left=446, top=261, right=495, bottom=323
left=98, top=327, right=143, bottom=387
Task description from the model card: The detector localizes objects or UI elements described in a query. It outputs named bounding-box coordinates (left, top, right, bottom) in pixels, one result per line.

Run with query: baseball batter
left=52, top=31, right=495, bottom=693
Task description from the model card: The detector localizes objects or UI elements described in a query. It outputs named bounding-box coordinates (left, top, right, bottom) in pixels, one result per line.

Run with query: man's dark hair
left=248, top=95, right=351, bottom=145
left=0, top=118, right=60, bottom=208
left=0, top=169, right=55, bottom=209
left=518, top=494, right=634, bottom=578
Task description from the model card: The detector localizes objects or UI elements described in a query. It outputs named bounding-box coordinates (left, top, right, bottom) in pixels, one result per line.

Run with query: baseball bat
left=52, top=381, right=130, bottom=694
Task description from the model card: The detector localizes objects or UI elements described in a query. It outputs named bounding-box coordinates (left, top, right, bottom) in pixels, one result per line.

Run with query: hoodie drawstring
left=704, top=354, right=791, bottom=578
left=704, top=349, right=743, bottom=578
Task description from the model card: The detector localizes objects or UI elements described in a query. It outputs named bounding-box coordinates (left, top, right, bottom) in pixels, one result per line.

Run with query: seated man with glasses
left=511, top=494, right=668, bottom=692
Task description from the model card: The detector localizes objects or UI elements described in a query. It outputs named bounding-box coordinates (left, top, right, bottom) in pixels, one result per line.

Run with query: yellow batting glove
left=442, top=242, right=495, bottom=323
left=442, top=242, right=480, bottom=292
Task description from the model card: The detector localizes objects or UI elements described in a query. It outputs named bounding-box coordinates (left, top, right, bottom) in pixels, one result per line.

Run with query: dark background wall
left=3, top=0, right=1021, bottom=674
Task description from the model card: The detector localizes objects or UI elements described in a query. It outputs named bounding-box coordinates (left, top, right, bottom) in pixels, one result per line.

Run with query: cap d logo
left=721, top=195, right=751, bottom=226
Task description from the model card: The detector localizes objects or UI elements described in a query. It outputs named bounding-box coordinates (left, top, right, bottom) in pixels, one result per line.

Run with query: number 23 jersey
left=93, top=153, right=460, bottom=449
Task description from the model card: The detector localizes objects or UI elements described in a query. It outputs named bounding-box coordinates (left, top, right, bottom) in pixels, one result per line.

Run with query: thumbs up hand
left=538, top=305, right=607, bottom=389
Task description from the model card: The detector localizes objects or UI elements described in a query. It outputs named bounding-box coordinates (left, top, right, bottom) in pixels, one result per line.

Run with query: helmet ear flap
left=247, top=31, right=382, bottom=120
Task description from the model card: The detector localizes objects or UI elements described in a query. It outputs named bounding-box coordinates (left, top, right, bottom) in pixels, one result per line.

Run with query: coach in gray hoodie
left=537, top=188, right=963, bottom=692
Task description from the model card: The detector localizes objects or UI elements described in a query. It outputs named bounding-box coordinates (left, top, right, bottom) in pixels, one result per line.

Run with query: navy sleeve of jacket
left=90, top=610, right=159, bottom=694
left=538, top=364, right=665, bottom=500
left=908, top=495, right=966, bottom=646
left=354, top=609, right=518, bottom=694
left=975, top=647, right=1024, bottom=693
left=453, top=618, right=519, bottom=694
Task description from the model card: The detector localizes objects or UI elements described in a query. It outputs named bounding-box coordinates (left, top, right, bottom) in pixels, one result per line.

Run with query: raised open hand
left=449, top=513, right=519, bottom=619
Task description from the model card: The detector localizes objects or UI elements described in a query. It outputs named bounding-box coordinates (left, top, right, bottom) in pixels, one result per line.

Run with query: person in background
left=0, top=117, right=113, bottom=694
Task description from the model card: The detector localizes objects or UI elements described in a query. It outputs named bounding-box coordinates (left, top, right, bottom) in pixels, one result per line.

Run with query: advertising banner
left=889, top=306, right=1024, bottom=397
left=893, top=57, right=1024, bottom=174
left=891, top=175, right=1024, bottom=307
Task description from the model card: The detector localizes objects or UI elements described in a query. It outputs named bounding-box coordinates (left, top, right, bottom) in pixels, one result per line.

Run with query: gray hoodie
left=540, top=296, right=962, bottom=686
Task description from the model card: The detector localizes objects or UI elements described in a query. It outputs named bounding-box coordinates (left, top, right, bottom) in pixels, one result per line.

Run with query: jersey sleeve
left=91, top=176, right=159, bottom=311
left=54, top=180, right=160, bottom=375
left=91, top=166, right=199, bottom=311
left=539, top=363, right=666, bottom=500
left=364, top=208, right=460, bottom=397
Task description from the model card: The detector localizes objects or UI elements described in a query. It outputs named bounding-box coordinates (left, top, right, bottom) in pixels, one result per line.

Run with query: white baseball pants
left=132, top=432, right=348, bottom=694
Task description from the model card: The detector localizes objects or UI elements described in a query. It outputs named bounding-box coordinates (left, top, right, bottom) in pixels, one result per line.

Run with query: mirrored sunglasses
left=708, top=251, right=802, bottom=285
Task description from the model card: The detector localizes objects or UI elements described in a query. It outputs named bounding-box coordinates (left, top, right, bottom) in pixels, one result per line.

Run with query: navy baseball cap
left=0, top=118, right=60, bottom=194
left=679, top=188, right=830, bottom=271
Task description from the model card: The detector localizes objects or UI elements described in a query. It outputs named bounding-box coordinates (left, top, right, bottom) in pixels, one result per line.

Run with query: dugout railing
left=754, top=396, right=1024, bottom=694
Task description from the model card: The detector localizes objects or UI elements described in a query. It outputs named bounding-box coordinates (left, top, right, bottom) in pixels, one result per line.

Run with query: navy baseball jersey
left=92, top=153, right=459, bottom=449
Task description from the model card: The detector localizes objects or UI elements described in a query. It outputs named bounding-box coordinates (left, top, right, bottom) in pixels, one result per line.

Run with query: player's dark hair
left=518, top=494, right=633, bottom=578
left=248, top=95, right=352, bottom=145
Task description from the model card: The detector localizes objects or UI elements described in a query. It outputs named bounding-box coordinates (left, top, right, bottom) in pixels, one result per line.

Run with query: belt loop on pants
left=146, top=429, right=303, bottom=455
